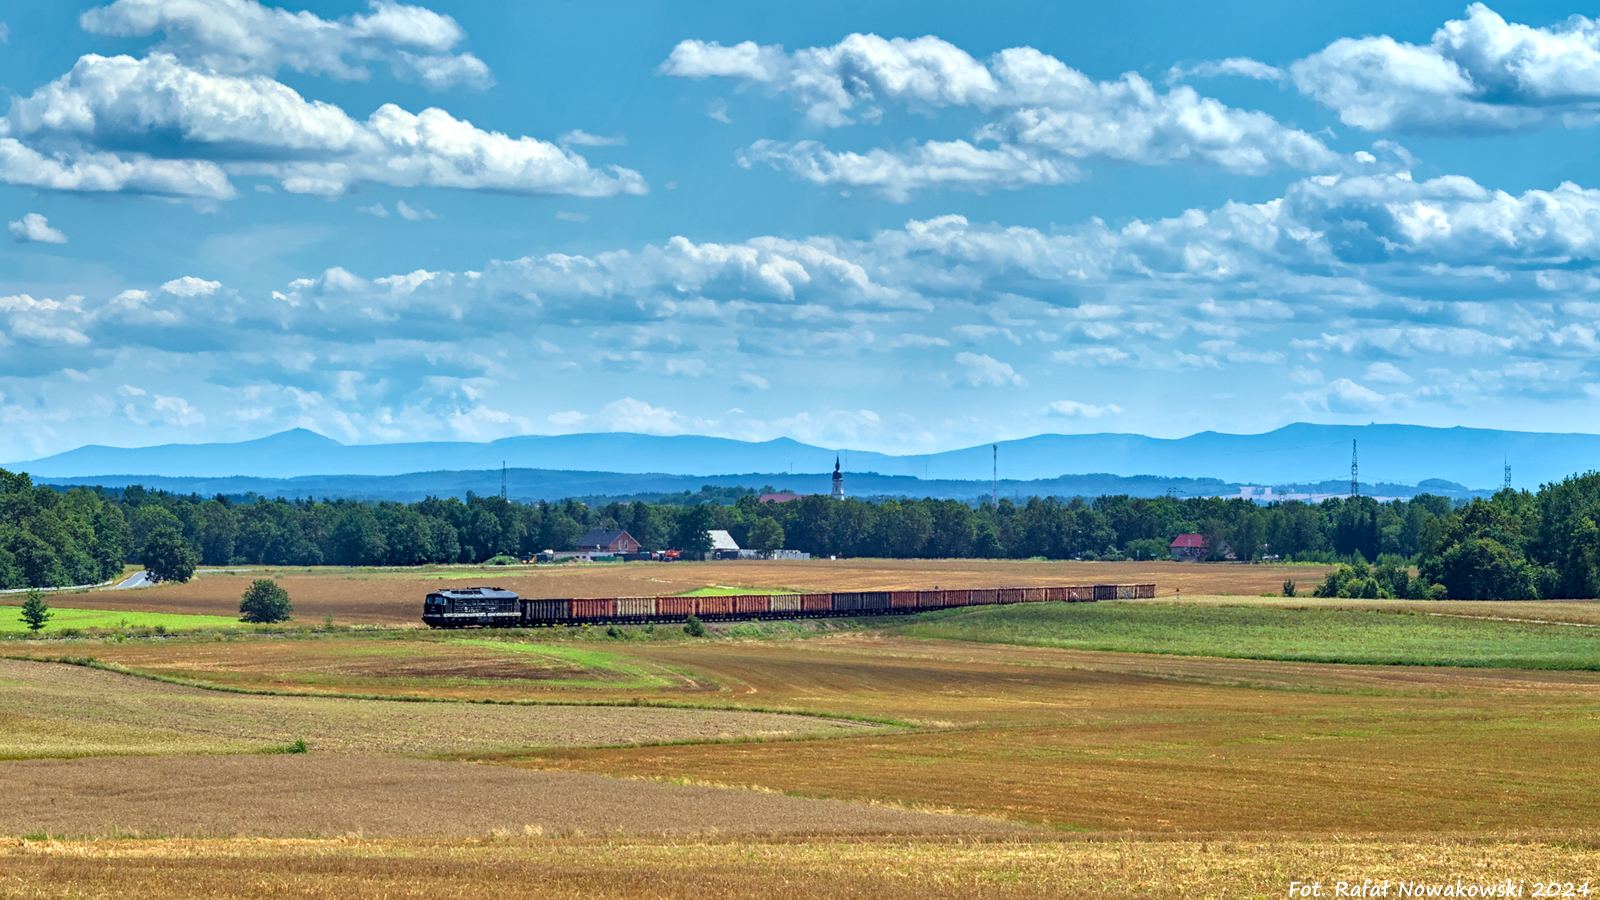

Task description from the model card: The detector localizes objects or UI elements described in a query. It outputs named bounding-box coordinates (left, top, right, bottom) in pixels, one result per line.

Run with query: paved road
left=111, top=571, right=153, bottom=590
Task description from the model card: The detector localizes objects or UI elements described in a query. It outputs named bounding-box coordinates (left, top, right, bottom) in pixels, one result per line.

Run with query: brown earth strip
left=0, top=658, right=877, bottom=760
left=4, top=834, right=1598, bottom=899
left=46, top=558, right=1338, bottom=625
left=0, top=755, right=1033, bottom=840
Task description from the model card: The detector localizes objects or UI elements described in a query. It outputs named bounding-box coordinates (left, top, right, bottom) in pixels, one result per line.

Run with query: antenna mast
left=500, top=460, right=507, bottom=501
left=1504, top=456, right=1511, bottom=491
left=1350, top=440, right=1359, bottom=498
left=992, top=444, right=998, bottom=505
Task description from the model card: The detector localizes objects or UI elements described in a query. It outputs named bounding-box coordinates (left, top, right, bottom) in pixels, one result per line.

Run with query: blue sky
left=5, top=0, right=1600, bottom=461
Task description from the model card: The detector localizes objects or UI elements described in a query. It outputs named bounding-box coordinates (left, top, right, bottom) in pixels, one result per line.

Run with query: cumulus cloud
left=1292, top=3, right=1600, bottom=134
left=0, top=3, right=638, bottom=201
left=79, top=0, right=493, bottom=90
left=8, top=213, right=67, bottom=244
left=357, top=203, right=388, bottom=217
left=956, top=351, right=1026, bottom=387
left=665, top=33, right=1344, bottom=198
left=1046, top=399, right=1123, bottom=418
left=15, top=165, right=1600, bottom=450
left=6, top=53, right=646, bottom=199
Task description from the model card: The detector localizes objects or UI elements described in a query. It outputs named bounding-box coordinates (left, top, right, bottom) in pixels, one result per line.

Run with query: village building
left=1170, top=533, right=1207, bottom=561
left=706, top=529, right=741, bottom=560
left=577, top=528, right=640, bottom=555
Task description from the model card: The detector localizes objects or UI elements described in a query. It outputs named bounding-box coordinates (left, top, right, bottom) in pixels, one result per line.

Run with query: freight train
left=421, top=583, right=1158, bottom=628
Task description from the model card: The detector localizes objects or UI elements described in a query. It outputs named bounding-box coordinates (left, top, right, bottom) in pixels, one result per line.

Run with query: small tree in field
left=19, top=589, right=51, bottom=633
left=240, top=579, right=293, bottom=623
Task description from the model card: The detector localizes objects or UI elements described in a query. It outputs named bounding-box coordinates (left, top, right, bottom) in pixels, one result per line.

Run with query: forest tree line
left=4, top=465, right=1600, bottom=600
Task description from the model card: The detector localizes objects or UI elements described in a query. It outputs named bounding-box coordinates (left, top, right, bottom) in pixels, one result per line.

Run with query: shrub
left=684, top=615, right=706, bottom=637
left=485, top=554, right=519, bottom=566
left=239, top=578, right=293, bottom=623
left=1282, top=579, right=1297, bottom=598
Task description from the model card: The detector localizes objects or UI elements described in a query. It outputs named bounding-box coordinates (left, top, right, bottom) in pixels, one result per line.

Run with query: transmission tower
left=1504, top=456, right=1511, bottom=491
left=500, top=461, right=507, bottom=501
left=1350, top=440, right=1359, bottom=498
left=992, top=444, right=998, bottom=506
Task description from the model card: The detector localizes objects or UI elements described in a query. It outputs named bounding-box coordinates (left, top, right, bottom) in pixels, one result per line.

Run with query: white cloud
left=739, top=138, right=1074, bottom=202
left=395, top=199, right=435, bottom=220
left=547, top=410, right=586, bottom=426
left=0, top=22, right=9, bottom=44
left=1292, top=3, right=1600, bottom=134
left=560, top=130, right=626, bottom=147
left=8, top=213, right=68, bottom=244
left=739, top=371, right=770, bottom=389
left=151, top=393, right=205, bottom=425
left=597, top=397, right=685, bottom=435
left=1167, top=57, right=1285, bottom=84
left=161, top=276, right=221, bottom=296
left=955, top=351, right=1026, bottom=387
left=1364, top=361, right=1413, bottom=384
left=706, top=98, right=732, bottom=123
left=665, top=33, right=1343, bottom=197
left=80, top=0, right=493, bottom=90
left=6, top=53, right=646, bottom=199
left=556, top=210, right=590, bottom=223
left=357, top=203, right=388, bottom=217
left=0, top=137, right=234, bottom=199
left=1046, top=399, right=1123, bottom=418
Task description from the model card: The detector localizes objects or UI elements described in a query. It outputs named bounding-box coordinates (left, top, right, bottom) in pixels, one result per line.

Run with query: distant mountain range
left=16, top=468, right=1485, bottom=504
left=5, top=422, right=1592, bottom=494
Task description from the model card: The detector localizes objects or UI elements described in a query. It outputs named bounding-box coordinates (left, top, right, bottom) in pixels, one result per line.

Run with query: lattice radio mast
left=500, top=460, right=507, bottom=500
left=992, top=444, right=998, bottom=505
left=1350, top=440, right=1359, bottom=498
left=1504, top=456, right=1511, bottom=491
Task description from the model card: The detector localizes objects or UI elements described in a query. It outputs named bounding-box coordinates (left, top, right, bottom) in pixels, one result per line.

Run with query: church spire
left=831, top=455, right=845, bottom=499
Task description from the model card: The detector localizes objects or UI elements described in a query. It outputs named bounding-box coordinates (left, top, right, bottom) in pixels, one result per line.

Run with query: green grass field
left=889, top=600, right=1600, bottom=669
left=0, top=605, right=247, bottom=635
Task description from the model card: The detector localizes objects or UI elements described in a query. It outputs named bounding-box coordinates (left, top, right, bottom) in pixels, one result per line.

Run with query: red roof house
left=1170, top=533, right=1207, bottom=561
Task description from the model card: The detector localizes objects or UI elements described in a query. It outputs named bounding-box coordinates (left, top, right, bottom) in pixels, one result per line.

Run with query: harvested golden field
left=0, top=658, right=877, bottom=759
left=5, top=834, right=1599, bottom=899
left=45, top=558, right=1337, bottom=625
left=490, top=638, right=1600, bottom=833
left=0, top=755, right=1030, bottom=839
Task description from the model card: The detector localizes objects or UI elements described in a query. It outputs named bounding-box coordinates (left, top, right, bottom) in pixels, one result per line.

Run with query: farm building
left=707, top=529, right=741, bottom=560
left=577, top=529, right=640, bottom=555
left=1170, top=533, right=1206, bottom=561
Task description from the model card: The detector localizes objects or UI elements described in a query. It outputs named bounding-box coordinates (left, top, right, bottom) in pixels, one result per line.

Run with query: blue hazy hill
left=8, top=422, right=1595, bottom=490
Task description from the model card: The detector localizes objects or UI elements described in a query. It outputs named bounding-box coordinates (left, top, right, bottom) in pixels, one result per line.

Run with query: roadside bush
left=683, top=614, right=706, bottom=637
left=485, top=554, right=519, bottom=566
left=1282, top=579, right=1296, bottom=598
left=239, top=578, right=293, bottom=623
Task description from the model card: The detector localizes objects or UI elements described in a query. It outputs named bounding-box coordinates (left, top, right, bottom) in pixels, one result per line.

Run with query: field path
left=0, top=755, right=1036, bottom=838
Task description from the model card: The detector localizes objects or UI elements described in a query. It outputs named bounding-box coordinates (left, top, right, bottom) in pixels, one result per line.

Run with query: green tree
left=747, top=517, right=785, bottom=553
left=674, top=505, right=715, bottom=557
left=19, top=588, right=51, bottom=633
left=239, top=578, right=293, bottom=623
left=142, top=526, right=198, bottom=584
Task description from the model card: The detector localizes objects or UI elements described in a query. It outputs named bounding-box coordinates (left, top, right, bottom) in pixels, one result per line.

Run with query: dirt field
left=42, top=559, right=1338, bottom=625
left=0, top=755, right=1031, bottom=839
left=0, top=658, right=877, bottom=759
left=5, top=834, right=1598, bottom=899
left=67, top=631, right=1600, bottom=833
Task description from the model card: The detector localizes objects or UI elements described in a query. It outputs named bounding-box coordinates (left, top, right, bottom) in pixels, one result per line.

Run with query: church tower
left=831, top=456, right=845, bottom=499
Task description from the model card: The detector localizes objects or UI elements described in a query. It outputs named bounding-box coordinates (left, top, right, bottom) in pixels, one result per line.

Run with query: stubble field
left=7, top=559, right=1600, bottom=896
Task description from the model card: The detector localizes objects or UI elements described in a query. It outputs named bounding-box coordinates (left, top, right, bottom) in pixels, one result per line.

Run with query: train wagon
left=425, top=582, right=1156, bottom=627
left=423, top=587, right=520, bottom=628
